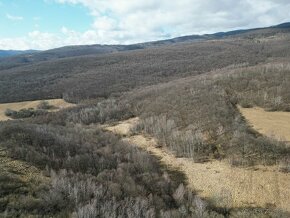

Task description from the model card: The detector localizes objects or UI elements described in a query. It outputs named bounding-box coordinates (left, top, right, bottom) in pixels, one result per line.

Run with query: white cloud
left=0, top=28, right=119, bottom=50
left=52, top=0, right=290, bottom=43
left=93, top=17, right=117, bottom=31
left=1, top=0, right=290, bottom=50
left=0, top=31, right=61, bottom=50
left=6, top=13, right=23, bottom=21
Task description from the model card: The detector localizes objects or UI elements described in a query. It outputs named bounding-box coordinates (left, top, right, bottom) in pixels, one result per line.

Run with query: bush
left=240, top=101, right=253, bottom=108
left=4, top=109, right=15, bottom=117
left=4, top=108, right=47, bottom=119
left=279, top=158, right=290, bottom=173
left=37, top=101, right=57, bottom=110
left=67, top=99, right=133, bottom=125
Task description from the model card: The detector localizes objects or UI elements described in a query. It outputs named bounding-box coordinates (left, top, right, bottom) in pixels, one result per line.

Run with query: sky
left=0, top=0, right=290, bottom=50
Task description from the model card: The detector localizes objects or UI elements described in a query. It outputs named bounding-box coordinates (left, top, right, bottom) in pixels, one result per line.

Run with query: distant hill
left=0, top=50, right=38, bottom=58
left=273, top=22, right=290, bottom=29
left=0, top=24, right=290, bottom=104
left=0, top=22, right=289, bottom=71
left=0, top=21, right=290, bottom=104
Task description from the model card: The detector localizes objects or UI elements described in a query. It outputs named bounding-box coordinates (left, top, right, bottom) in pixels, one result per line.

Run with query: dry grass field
left=239, top=106, right=290, bottom=142
left=0, top=147, right=46, bottom=184
left=0, top=146, right=49, bottom=214
left=104, top=117, right=290, bottom=212
left=0, top=99, right=75, bottom=121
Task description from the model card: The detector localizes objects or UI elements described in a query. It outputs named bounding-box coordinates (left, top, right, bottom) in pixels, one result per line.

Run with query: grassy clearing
left=0, top=147, right=49, bottom=216
left=0, top=147, right=46, bottom=184
left=104, top=117, right=290, bottom=212
left=239, top=106, right=290, bottom=142
left=0, top=99, right=75, bottom=121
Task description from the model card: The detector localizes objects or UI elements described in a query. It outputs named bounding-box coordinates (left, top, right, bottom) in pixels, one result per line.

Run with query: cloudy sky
left=0, top=0, right=290, bottom=50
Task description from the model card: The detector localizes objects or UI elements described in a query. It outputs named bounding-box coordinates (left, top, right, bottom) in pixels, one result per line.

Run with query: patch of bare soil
left=104, top=118, right=290, bottom=211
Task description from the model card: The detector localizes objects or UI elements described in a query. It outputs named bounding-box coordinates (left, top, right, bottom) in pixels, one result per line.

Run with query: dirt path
left=104, top=117, right=290, bottom=211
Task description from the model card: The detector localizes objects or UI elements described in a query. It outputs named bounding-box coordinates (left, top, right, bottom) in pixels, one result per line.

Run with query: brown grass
left=0, top=147, right=47, bottom=184
left=104, top=118, right=290, bottom=211
left=0, top=99, right=75, bottom=121
left=239, top=106, right=290, bottom=142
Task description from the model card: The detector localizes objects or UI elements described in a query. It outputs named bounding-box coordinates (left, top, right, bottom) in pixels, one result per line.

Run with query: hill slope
left=1, top=29, right=290, bottom=104
left=0, top=50, right=38, bottom=58
left=1, top=23, right=290, bottom=217
left=0, top=22, right=289, bottom=71
left=105, top=117, right=290, bottom=211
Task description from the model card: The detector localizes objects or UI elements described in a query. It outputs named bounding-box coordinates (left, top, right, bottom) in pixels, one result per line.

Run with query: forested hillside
left=1, top=26, right=290, bottom=103
left=122, top=62, right=290, bottom=165
left=0, top=50, right=37, bottom=58
left=1, top=24, right=290, bottom=217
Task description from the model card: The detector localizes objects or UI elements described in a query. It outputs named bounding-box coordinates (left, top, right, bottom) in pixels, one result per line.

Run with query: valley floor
left=104, top=117, right=290, bottom=212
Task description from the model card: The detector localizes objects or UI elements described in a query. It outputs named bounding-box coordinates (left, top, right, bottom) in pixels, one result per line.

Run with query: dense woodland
left=1, top=25, right=290, bottom=217
left=1, top=24, right=288, bottom=70
left=1, top=121, right=210, bottom=217
left=1, top=27, right=290, bottom=104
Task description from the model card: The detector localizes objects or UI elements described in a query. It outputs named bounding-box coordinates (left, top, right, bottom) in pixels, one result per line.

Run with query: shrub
left=67, top=99, right=133, bottom=125
left=4, top=108, right=47, bottom=119
left=37, top=101, right=57, bottom=110
left=240, top=101, right=253, bottom=108
left=279, top=158, right=290, bottom=173
left=4, top=109, right=15, bottom=117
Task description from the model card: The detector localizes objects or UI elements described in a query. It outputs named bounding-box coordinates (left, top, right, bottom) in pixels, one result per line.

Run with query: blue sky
left=1, top=0, right=290, bottom=50
left=0, top=0, right=92, bottom=37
